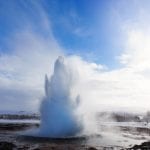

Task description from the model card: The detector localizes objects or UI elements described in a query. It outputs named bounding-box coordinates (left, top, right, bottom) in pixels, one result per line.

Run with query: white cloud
left=120, top=30, right=150, bottom=72
left=1, top=27, right=150, bottom=113
left=56, top=55, right=150, bottom=114
left=0, top=29, right=62, bottom=111
left=0, top=1, right=63, bottom=111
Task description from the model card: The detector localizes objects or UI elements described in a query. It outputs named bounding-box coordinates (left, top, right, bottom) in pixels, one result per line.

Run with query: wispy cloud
left=0, top=1, right=63, bottom=111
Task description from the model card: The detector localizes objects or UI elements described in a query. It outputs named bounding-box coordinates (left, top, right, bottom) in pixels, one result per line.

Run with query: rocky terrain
left=0, top=123, right=115, bottom=150
left=0, top=112, right=150, bottom=149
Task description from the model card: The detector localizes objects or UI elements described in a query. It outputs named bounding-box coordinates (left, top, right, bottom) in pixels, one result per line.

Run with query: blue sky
left=1, top=0, right=150, bottom=112
left=0, top=0, right=126, bottom=68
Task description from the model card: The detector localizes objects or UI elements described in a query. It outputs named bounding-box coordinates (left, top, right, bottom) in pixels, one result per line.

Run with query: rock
left=0, top=141, right=16, bottom=150
left=88, top=147, right=97, bottom=150
left=17, top=145, right=29, bottom=150
left=129, top=141, right=150, bottom=149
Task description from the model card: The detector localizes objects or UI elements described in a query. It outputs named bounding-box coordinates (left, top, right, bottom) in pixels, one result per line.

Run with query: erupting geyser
left=38, top=56, right=82, bottom=137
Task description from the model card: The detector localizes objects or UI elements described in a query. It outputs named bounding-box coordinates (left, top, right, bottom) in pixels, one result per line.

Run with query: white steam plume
left=38, top=56, right=82, bottom=137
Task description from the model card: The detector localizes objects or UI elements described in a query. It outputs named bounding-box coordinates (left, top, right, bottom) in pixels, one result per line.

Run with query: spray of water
left=38, top=56, right=82, bottom=137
